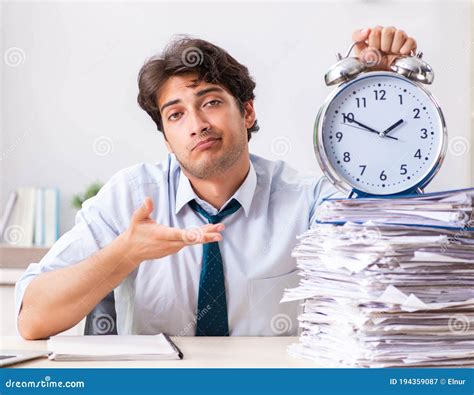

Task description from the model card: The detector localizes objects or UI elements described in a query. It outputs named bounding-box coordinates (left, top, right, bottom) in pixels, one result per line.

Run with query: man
left=15, top=26, right=417, bottom=339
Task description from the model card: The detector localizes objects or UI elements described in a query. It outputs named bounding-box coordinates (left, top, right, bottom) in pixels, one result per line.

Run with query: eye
left=204, top=99, right=222, bottom=107
left=168, top=112, right=183, bottom=121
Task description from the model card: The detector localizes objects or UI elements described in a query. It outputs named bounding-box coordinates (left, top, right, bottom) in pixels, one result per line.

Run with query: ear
left=242, top=100, right=256, bottom=129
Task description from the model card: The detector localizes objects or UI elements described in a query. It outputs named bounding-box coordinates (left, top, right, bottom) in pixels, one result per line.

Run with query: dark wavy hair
left=137, top=36, right=259, bottom=141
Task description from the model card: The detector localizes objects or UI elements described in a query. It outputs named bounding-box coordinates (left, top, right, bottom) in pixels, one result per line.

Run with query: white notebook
left=47, top=334, right=183, bottom=361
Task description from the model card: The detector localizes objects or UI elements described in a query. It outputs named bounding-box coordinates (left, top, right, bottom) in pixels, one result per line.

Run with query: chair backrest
left=84, top=291, right=118, bottom=335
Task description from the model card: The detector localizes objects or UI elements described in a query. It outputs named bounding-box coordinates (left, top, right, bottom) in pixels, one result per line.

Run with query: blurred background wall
left=1, top=0, right=472, bottom=234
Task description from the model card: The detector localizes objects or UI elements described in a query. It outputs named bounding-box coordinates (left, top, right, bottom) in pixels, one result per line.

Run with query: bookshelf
left=0, top=244, right=49, bottom=269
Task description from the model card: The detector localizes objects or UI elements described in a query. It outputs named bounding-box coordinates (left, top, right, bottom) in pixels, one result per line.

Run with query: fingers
left=400, top=37, right=417, bottom=55
left=391, top=29, right=407, bottom=53
left=368, top=25, right=382, bottom=50
left=201, top=232, right=223, bottom=244
left=179, top=231, right=223, bottom=244
left=381, top=26, right=396, bottom=52
left=143, top=196, right=154, bottom=213
left=180, top=229, right=223, bottom=244
left=352, top=27, right=371, bottom=43
left=352, top=26, right=416, bottom=59
left=132, top=196, right=154, bottom=223
left=352, top=27, right=371, bottom=56
left=155, top=223, right=224, bottom=244
left=199, top=223, right=225, bottom=243
left=200, top=223, right=225, bottom=233
left=160, top=226, right=192, bottom=241
left=352, top=25, right=417, bottom=71
left=166, top=229, right=223, bottom=256
left=372, top=26, right=416, bottom=56
left=179, top=224, right=224, bottom=244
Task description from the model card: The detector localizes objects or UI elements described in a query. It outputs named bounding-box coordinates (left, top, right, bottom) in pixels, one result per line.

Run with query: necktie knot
left=189, top=198, right=241, bottom=224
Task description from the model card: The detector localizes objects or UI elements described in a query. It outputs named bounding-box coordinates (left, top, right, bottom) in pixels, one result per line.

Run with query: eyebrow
left=159, top=87, right=225, bottom=113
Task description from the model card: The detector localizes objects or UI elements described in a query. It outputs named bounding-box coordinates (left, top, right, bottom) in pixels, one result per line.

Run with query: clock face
left=317, top=72, right=446, bottom=195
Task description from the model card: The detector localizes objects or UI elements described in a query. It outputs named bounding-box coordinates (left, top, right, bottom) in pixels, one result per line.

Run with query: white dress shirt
left=15, top=153, right=340, bottom=336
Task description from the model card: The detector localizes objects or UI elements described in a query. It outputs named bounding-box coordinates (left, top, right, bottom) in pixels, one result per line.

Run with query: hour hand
left=381, top=119, right=404, bottom=136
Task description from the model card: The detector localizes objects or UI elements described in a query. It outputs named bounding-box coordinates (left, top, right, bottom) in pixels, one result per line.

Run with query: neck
left=184, top=155, right=251, bottom=210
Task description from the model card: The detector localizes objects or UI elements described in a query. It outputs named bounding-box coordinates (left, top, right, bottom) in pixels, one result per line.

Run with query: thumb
left=132, top=196, right=154, bottom=222
left=352, top=27, right=371, bottom=56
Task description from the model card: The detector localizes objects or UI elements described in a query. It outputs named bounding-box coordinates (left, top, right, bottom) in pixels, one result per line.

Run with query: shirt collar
left=175, top=160, right=257, bottom=217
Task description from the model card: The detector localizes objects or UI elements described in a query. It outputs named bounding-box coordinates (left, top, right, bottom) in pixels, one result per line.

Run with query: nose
left=188, top=108, right=211, bottom=138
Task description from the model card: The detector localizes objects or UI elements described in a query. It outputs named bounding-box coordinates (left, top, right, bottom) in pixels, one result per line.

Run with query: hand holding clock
left=351, top=26, right=418, bottom=71
left=315, top=26, right=445, bottom=196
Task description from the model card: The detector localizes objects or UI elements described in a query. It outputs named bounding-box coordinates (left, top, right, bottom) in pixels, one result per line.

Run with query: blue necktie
left=188, top=198, right=241, bottom=336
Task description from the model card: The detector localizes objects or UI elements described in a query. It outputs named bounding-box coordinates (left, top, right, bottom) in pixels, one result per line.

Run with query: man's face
left=157, top=72, right=255, bottom=179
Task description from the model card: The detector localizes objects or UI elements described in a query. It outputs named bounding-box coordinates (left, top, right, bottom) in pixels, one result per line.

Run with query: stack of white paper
left=282, top=188, right=474, bottom=367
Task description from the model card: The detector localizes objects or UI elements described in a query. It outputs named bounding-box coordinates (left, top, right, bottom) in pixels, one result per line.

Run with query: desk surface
left=1, top=336, right=320, bottom=368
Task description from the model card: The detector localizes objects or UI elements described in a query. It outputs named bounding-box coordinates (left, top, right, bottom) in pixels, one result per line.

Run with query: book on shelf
left=0, top=187, right=60, bottom=248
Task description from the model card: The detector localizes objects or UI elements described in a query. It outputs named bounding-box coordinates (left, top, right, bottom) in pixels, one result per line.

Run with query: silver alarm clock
left=314, top=41, right=447, bottom=197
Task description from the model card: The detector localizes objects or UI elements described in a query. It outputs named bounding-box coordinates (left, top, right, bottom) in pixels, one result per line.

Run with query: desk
left=0, top=336, right=320, bottom=368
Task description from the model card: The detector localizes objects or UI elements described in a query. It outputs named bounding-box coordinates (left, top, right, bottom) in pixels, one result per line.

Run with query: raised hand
left=122, top=196, right=225, bottom=265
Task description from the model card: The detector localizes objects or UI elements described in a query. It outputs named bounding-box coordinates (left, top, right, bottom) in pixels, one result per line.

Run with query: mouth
left=193, top=137, right=221, bottom=151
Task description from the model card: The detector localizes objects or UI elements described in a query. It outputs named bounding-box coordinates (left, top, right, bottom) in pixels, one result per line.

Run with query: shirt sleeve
left=14, top=167, right=137, bottom=335
left=307, top=175, right=345, bottom=228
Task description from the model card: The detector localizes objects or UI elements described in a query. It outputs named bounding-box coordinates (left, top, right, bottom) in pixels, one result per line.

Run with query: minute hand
left=348, top=118, right=399, bottom=141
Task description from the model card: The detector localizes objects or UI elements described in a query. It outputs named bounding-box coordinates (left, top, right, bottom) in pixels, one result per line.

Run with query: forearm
left=18, top=232, right=139, bottom=340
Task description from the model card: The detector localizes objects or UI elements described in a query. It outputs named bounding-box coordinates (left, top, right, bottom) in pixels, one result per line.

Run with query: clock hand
left=341, top=120, right=399, bottom=141
left=348, top=118, right=380, bottom=134
left=381, top=119, right=404, bottom=136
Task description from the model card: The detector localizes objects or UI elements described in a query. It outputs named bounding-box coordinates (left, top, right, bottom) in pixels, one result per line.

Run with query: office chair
left=83, top=291, right=118, bottom=335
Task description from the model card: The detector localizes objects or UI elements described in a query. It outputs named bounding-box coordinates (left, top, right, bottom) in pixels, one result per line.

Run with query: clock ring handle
left=337, top=41, right=360, bottom=60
